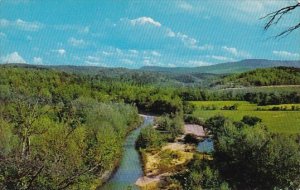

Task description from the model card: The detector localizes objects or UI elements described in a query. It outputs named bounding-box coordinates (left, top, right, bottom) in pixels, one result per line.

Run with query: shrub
left=241, top=115, right=262, bottom=126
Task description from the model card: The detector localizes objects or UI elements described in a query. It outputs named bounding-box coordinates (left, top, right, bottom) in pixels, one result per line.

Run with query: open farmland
left=191, top=101, right=300, bottom=134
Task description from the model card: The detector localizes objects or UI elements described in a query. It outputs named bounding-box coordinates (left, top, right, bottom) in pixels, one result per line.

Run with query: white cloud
left=102, top=51, right=113, bottom=56
left=0, top=32, right=6, bottom=38
left=176, top=32, right=213, bottom=50
left=197, top=44, right=214, bottom=51
left=84, top=56, right=106, bottom=66
left=86, top=56, right=100, bottom=62
left=129, top=49, right=139, bottom=54
left=33, top=57, right=43, bottom=64
left=0, top=18, right=42, bottom=31
left=129, top=17, right=161, bottom=27
left=187, top=60, right=213, bottom=67
left=58, top=49, right=66, bottom=55
left=1, top=52, right=26, bottom=63
left=121, top=58, right=134, bottom=65
left=177, top=32, right=197, bottom=47
left=166, top=29, right=176, bottom=37
left=222, top=46, right=238, bottom=56
left=151, top=51, right=161, bottom=57
left=231, top=1, right=287, bottom=15
left=210, top=55, right=235, bottom=62
left=273, top=50, right=300, bottom=59
left=178, top=1, right=193, bottom=11
left=81, top=26, right=90, bottom=34
left=68, top=37, right=87, bottom=47
left=167, top=63, right=176, bottom=67
left=118, top=16, right=213, bottom=52
left=222, top=46, right=251, bottom=58
left=52, top=49, right=66, bottom=56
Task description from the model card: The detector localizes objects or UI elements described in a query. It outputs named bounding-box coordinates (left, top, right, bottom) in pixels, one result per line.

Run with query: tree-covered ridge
left=218, top=67, right=300, bottom=87
left=2, top=64, right=218, bottom=86
left=140, top=59, right=300, bottom=74
left=0, top=66, right=183, bottom=114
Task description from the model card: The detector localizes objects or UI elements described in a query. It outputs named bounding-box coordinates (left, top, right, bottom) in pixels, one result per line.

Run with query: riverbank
left=135, top=122, right=208, bottom=189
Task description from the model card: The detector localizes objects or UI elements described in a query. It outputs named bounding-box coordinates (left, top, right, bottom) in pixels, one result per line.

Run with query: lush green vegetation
left=0, top=66, right=184, bottom=189
left=215, top=67, right=300, bottom=87
left=136, top=115, right=184, bottom=151
left=136, top=126, right=165, bottom=150
left=191, top=101, right=300, bottom=133
left=171, top=115, right=300, bottom=190
left=140, top=59, right=300, bottom=74
left=206, top=116, right=300, bottom=189
left=0, top=97, right=140, bottom=189
left=1, top=64, right=300, bottom=189
left=0, top=66, right=183, bottom=114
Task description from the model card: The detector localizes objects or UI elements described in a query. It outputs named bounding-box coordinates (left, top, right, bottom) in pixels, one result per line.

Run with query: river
left=100, top=115, right=154, bottom=190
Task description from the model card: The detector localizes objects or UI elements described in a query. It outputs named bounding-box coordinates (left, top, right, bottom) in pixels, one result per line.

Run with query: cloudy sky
left=0, top=0, right=299, bottom=68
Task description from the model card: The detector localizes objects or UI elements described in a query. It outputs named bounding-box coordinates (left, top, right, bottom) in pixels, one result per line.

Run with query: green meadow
left=191, top=101, right=300, bottom=134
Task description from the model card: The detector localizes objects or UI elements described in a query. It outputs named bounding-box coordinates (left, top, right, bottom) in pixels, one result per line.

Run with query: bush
left=241, top=115, right=262, bottom=126
left=157, top=115, right=184, bottom=142
left=184, top=134, right=200, bottom=144
left=136, top=126, right=165, bottom=150
left=184, top=115, right=205, bottom=126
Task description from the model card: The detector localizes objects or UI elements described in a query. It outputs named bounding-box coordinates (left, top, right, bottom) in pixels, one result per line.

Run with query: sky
left=0, top=0, right=300, bottom=68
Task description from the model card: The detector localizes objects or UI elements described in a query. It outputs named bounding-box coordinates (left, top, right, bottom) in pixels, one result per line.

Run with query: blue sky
left=0, top=0, right=299, bottom=68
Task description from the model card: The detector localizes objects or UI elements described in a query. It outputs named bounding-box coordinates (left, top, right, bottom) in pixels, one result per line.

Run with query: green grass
left=191, top=101, right=300, bottom=134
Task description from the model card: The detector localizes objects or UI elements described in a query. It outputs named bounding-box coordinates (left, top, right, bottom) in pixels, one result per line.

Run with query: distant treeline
left=177, top=87, right=300, bottom=105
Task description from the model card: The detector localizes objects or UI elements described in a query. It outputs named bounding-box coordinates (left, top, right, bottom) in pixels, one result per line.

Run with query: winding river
left=101, top=115, right=154, bottom=190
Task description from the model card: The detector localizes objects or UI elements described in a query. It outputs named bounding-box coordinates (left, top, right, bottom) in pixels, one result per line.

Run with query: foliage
left=0, top=66, right=145, bottom=189
left=136, top=126, right=165, bottom=150
left=241, top=115, right=262, bottom=126
left=157, top=149, right=182, bottom=173
left=173, top=154, right=230, bottom=190
left=218, top=67, right=300, bottom=87
left=207, top=116, right=300, bottom=189
left=183, top=114, right=205, bottom=125
left=156, top=115, right=184, bottom=141
left=0, top=98, right=140, bottom=189
left=192, top=101, right=300, bottom=133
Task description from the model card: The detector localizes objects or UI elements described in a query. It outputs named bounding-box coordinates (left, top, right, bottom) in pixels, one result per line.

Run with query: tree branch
left=261, top=2, right=300, bottom=37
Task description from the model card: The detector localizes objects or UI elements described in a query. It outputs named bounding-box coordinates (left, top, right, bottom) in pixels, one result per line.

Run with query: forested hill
left=140, top=59, right=300, bottom=74
left=1, top=64, right=219, bottom=86
left=215, top=67, right=300, bottom=87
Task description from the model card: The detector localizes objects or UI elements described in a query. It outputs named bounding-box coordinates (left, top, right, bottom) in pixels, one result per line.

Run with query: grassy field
left=190, top=101, right=300, bottom=134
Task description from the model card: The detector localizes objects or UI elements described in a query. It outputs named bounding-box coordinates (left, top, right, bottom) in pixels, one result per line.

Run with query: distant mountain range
left=2, top=59, right=300, bottom=87
left=140, top=59, right=300, bottom=74
left=2, top=59, right=299, bottom=76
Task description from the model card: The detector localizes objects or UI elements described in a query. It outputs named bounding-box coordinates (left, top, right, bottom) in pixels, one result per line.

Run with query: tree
left=262, top=2, right=300, bottom=37
left=208, top=115, right=300, bottom=189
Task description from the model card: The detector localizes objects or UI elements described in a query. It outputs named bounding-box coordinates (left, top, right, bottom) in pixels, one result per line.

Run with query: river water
left=197, top=138, right=214, bottom=153
left=101, top=115, right=154, bottom=190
